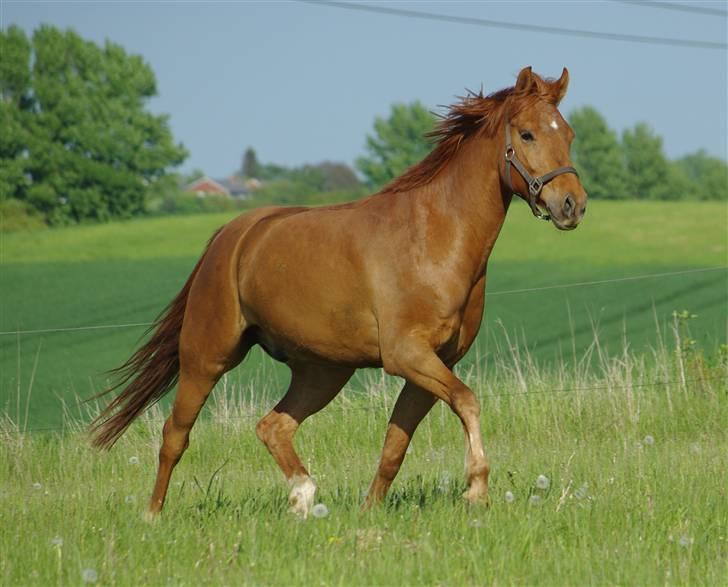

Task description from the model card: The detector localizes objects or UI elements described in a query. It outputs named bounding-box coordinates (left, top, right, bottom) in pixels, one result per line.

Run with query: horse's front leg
left=381, top=340, right=490, bottom=505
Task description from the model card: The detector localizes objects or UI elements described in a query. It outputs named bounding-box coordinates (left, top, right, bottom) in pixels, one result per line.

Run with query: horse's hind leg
left=146, top=323, right=250, bottom=519
left=256, top=362, right=353, bottom=517
left=364, top=382, right=437, bottom=508
left=147, top=370, right=218, bottom=519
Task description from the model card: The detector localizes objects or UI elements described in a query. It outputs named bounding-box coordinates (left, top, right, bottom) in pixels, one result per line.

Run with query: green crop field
left=1, top=200, right=726, bottom=429
left=0, top=200, right=726, bottom=585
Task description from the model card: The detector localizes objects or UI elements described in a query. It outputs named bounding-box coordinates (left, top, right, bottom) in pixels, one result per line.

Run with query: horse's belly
left=240, top=268, right=381, bottom=366
left=251, top=303, right=382, bottom=366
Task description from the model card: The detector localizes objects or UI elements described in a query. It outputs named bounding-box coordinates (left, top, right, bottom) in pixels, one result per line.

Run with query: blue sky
left=3, top=1, right=726, bottom=178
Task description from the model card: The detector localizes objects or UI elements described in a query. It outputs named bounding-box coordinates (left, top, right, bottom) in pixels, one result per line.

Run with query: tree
left=0, top=26, right=32, bottom=202
left=0, top=25, right=187, bottom=224
left=568, top=106, right=628, bottom=200
left=241, top=147, right=261, bottom=179
left=673, top=150, right=728, bottom=201
left=309, top=161, right=360, bottom=191
left=622, top=123, right=686, bottom=200
left=251, top=161, right=361, bottom=205
left=356, top=101, right=436, bottom=190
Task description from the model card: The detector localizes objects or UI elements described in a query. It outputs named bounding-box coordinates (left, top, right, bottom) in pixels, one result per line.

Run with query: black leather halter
left=504, top=120, right=579, bottom=221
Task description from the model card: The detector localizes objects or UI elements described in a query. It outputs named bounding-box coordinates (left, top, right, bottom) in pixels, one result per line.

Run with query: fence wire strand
left=2, top=265, right=725, bottom=337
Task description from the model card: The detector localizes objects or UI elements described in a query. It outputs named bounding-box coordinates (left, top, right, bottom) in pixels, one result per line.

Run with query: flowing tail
left=89, top=228, right=223, bottom=449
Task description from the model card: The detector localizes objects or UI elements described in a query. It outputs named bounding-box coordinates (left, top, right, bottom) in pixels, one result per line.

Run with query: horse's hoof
left=288, top=476, right=316, bottom=519
left=462, top=488, right=490, bottom=507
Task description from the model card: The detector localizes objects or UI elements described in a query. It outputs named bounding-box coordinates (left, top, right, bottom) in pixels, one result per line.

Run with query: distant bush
left=0, top=198, right=46, bottom=232
left=150, top=192, right=248, bottom=216
left=247, top=185, right=368, bottom=208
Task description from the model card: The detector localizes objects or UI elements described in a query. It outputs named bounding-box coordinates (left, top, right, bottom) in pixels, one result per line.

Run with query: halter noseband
left=504, top=120, right=579, bottom=221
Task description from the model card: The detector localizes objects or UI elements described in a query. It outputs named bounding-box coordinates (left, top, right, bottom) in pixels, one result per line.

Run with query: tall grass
left=1, top=320, right=725, bottom=585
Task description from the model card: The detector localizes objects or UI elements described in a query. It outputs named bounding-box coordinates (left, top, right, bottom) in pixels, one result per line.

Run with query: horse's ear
left=515, top=66, right=534, bottom=93
left=553, top=67, right=569, bottom=105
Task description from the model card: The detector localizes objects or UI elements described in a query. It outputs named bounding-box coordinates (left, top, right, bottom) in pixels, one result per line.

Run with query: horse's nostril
left=564, top=194, right=575, bottom=217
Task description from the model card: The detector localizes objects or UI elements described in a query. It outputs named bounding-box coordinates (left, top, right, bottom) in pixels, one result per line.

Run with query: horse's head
left=503, top=67, right=587, bottom=231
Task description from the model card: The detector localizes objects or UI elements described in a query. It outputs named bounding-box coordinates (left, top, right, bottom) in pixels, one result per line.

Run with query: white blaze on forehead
left=549, top=119, right=559, bottom=130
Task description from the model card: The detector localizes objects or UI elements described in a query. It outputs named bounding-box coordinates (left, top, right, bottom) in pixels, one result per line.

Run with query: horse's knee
left=450, top=385, right=480, bottom=419
left=256, top=411, right=296, bottom=450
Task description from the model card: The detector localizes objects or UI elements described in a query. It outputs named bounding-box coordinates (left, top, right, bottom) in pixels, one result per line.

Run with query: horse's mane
left=381, top=75, right=559, bottom=194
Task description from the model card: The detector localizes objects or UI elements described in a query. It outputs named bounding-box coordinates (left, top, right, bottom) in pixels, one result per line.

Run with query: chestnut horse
left=91, top=67, right=587, bottom=519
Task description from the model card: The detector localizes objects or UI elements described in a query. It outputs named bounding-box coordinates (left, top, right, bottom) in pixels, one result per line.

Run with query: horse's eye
left=520, top=130, right=535, bottom=142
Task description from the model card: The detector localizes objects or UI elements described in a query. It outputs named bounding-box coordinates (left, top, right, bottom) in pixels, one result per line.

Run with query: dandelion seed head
left=81, top=568, right=98, bottom=584
left=128, top=456, right=140, bottom=465
left=679, top=535, right=693, bottom=548
left=32, top=482, right=42, bottom=490
left=311, top=503, right=329, bottom=518
left=529, top=494, right=541, bottom=505
left=438, top=471, right=451, bottom=491
left=643, top=435, right=655, bottom=446
left=575, top=483, right=589, bottom=500
left=125, top=495, right=136, bottom=504
left=536, top=474, right=550, bottom=490
left=690, top=443, right=701, bottom=454
left=51, top=536, right=63, bottom=547
left=469, top=519, right=482, bottom=528
left=504, top=490, right=515, bottom=503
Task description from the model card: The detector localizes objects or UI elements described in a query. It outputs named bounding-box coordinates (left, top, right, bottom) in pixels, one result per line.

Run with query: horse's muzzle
left=548, top=193, right=586, bottom=230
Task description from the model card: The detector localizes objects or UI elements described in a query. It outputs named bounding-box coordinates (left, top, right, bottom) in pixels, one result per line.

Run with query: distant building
left=184, top=175, right=257, bottom=198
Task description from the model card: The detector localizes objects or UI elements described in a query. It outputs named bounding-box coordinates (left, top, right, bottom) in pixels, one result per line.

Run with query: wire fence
left=2, top=265, right=725, bottom=434
left=2, top=265, right=725, bottom=337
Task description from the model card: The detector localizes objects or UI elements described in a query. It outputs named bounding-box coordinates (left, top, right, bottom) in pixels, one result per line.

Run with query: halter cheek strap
left=504, top=121, right=579, bottom=221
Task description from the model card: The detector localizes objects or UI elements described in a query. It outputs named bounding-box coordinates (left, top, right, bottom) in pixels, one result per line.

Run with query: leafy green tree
left=673, top=150, right=728, bottom=201
left=0, top=26, right=32, bottom=202
left=356, top=101, right=436, bottom=190
left=568, top=106, right=628, bottom=200
left=312, top=161, right=360, bottom=191
left=249, top=160, right=361, bottom=205
left=622, top=123, right=687, bottom=200
left=0, top=25, right=187, bottom=224
left=241, top=147, right=261, bottom=179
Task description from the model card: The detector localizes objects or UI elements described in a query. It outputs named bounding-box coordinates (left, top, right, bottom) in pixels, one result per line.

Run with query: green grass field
left=1, top=338, right=725, bottom=585
left=1, top=200, right=726, bottom=585
left=1, top=200, right=726, bottom=430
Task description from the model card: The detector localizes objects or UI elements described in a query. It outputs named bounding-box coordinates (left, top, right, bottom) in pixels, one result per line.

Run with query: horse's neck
left=424, top=136, right=511, bottom=280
